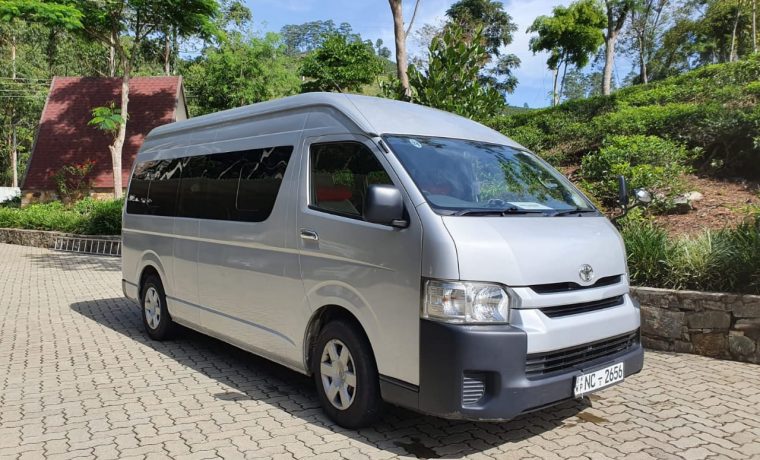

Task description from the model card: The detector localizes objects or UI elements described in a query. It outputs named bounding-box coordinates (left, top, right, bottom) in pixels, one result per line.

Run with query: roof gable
left=23, top=76, right=182, bottom=191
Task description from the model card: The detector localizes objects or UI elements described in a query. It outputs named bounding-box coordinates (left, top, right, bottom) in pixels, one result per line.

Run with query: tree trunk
left=552, top=66, right=559, bottom=107
left=730, top=2, right=742, bottom=62
left=11, top=34, right=16, bottom=80
left=752, top=0, right=757, bottom=54
left=110, top=74, right=128, bottom=199
left=164, top=33, right=171, bottom=75
left=109, top=29, right=117, bottom=77
left=11, top=125, right=17, bottom=188
left=389, top=0, right=411, bottom=99
left=638, top=35, right=648, bottom=84
left=602, top=31, right=617, bottom=95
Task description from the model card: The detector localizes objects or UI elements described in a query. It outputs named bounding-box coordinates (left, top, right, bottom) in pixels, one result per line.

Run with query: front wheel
left=313, top=320, right=382, bottom=428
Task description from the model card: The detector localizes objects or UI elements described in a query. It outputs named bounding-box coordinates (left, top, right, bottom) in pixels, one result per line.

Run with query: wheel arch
left=303, top=305, right=377, bottom=376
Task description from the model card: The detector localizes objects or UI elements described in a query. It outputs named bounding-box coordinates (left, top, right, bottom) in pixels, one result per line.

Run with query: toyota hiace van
left=122, top=93, right=643, bottom=427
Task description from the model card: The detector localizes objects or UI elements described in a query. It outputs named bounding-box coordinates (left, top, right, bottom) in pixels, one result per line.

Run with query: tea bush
left=581, top=135, right=694, bottom=211
left=489, top=55, right=760, bottom=177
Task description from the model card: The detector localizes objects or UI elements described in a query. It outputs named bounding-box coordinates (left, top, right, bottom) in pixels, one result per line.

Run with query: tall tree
left=407, top=24, right=503, bottom=120
left=182, top=32, right=300, bottom=115
left=628, top=0, right=668, bottom=84
left=602, top=0, right=636, bottom=95
left=0, top=0, right=82, bottom=187
left=300, top=32, right=384, bottom=92
left=20, top=0, right=219, bottom=198
left=280, top=20, right=337, bottom=55
left=388, top=0, right=421, bottom=98
left=446, top=0, right=521, bottom=95
left=528, top=0, right=606, bottom=106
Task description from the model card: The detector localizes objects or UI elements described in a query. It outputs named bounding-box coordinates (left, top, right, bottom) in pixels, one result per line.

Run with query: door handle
left=300, top=229, right=319, bottom=241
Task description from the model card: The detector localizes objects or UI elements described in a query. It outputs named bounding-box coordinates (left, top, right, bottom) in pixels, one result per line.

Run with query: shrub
left=0, top=198, right=123, bottom=235
left=53, top=160, right=95, bottom=203
left=622, top=215, right=760, bottom=294
left=580, top=135, right=694, bottom=211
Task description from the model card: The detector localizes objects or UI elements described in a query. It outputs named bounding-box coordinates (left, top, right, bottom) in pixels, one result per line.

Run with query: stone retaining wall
left=631, top=286, right=760, bottom=364
left=0, top=228, right=120, bottom=250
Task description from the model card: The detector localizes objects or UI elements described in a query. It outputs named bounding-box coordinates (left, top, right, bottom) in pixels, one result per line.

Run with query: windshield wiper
left=453, top=207, right=548, bottom=216
left=551, top=207, right=597, bottom=217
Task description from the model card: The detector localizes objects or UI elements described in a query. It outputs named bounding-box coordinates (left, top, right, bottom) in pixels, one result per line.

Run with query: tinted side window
left=310, top=142, right=392, bottom=218
left=126, top=161, right=154, bottom=215
left=236, top=146, right=293, bottom=222
left=200, top=152, right=244, bottom=220
left=177, top=153, right=242, bottom=220
left=147, top=159, right=182, bottom=216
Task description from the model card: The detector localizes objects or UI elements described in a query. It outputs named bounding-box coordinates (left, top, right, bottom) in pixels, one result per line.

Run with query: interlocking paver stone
left=2, top=242, right=760, bottom=459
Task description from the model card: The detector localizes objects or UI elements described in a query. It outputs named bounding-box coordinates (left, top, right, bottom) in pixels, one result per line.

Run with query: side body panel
left=195, top=131, right=308, bottom=370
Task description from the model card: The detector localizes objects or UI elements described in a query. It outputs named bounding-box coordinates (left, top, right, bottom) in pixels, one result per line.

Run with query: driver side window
left=310, top=142, right=392, bottom=219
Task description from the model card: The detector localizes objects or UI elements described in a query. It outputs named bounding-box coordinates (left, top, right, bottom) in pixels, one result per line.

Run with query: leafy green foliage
left=622, top=215, right=760, bottom=294
left=88, top=103, right=124, bottom=134
left=0, top=198, right=124, bottom=235
left=527, top=0, right=606, bottom=104
left=528, top=0, right=606, bottom=71
left=300, top=32, right=384, bottom=93
left=182, top=32, right=301, bottom=115
left=406, top=24, right=504, bottom=121
left=489, top=56, right=760, bottom=177
left=0, top=0, right=82, bottom=29
left=53, top=160, right=95, bottom=204
left=581, top=135, right=694, bottom=211
left=446, top=0, right=518, bottom=56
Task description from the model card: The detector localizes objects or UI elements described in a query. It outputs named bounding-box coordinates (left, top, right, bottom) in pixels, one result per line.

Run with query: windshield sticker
left=508, top=202, right=553, bottom=210
left=409, top=139, right=423, bottom=149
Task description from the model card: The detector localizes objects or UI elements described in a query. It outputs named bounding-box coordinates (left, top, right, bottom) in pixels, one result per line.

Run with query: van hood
left=441, top=216, right=626, bottom=287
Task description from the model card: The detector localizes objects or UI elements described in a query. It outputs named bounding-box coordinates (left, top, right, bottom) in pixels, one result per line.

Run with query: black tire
left=140, top=274, right=174, bottom=341
left=313, top=319, right=383, bottom=428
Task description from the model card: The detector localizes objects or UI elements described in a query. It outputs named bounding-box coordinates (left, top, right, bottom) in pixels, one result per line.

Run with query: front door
left=297, top=135, right=423, bottom=385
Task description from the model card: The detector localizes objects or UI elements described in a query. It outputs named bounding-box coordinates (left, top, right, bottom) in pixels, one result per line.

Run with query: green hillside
left=490, top=56, right=760, bottom=180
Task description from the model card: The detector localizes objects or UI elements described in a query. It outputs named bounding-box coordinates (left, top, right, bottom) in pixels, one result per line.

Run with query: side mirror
left=634, top=188, right=652, bottom=204
left=365, top=184, right=408, bottom=228
left=617, top=175, right=630, bottom=207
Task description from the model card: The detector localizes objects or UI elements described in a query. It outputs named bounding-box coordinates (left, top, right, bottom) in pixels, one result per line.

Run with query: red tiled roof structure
left=23, top=76, right=184, bottom=190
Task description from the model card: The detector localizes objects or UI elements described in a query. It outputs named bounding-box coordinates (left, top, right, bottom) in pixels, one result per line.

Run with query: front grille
left=525, top=330, right=639, bottom=377
left=539, top=295, right=625, bottom=318
left=530, top=275, right=621, bottom=294
left=462, top=374, right=486, bottom=406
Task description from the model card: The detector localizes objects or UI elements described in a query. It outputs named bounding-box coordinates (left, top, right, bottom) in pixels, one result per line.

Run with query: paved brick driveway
left=1, top=242, right=760, bottom=460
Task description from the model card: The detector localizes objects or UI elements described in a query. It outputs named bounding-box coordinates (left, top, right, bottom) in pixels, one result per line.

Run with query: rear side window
left=128, top=146, right=293, bottom=221
left=310, top=142, right=392, bottom=218
left=126, top=161, right=153, bottom=215
left=147, top=159, right=182, bottom=216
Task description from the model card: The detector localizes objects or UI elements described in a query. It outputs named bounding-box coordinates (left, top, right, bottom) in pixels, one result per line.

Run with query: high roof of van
left=149, top=92, right=519, bottom=147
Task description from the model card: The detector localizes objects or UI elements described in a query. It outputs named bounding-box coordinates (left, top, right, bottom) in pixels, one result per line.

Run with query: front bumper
left=382, top=319, right=644, bottom=421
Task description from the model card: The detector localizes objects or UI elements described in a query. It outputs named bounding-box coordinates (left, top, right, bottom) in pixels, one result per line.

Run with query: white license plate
left=574, top=362, right=624, bottom=397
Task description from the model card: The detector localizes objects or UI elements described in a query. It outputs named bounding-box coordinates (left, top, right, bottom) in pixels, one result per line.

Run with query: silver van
left=122, top=93, right=643, bottom=428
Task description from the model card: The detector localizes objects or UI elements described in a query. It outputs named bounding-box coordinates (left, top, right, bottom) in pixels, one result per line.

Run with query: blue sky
left=244, top=0, right=584, bottom=108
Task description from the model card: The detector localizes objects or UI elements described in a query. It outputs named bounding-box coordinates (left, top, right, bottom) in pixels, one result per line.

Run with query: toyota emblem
left=579, top=264, right=594, bottom=282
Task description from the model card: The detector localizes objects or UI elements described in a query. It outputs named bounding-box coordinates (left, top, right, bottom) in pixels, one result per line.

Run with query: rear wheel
left=313, top=319, right=382, bottom=428
left=140, top=274, right=174, bottom=340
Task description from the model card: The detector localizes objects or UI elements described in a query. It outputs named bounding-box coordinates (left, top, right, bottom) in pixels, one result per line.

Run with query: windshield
left=383, top=135, right=595, bottom=216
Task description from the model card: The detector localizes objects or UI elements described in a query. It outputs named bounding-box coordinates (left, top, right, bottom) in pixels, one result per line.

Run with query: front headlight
left=422, top=279, right=510, bottom=324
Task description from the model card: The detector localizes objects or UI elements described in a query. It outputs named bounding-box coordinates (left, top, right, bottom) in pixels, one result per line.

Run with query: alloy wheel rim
left=144, top=287, right=161, bottom=330
left=320, top=339, right=357, bottom=410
